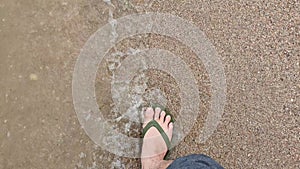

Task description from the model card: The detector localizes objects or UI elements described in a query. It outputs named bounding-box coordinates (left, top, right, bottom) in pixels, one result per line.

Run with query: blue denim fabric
left=167, top=154, right=224, bottom=169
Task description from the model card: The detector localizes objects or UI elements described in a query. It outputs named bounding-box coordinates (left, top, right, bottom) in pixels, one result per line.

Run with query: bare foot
left=141, top=107, right=174, bottom=169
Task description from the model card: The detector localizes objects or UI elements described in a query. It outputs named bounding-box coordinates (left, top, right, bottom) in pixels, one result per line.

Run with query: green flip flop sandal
left=142, top=104, right=174, bottom=150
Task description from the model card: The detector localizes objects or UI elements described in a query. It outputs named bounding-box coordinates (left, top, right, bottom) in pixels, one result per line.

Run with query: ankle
left=142, top=159, right=172, bottom=169
left=142, top=158, right=166, bottom=169
left=157, top=160, right=173, bottom=169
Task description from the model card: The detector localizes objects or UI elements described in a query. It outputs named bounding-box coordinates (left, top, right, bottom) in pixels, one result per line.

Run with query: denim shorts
left=167, top=154, right=224, bottom=169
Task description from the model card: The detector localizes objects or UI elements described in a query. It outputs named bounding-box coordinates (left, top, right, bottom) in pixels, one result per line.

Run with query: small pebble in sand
left=7, top=131, right=10, bottom=137
left=29, top=73, right=38, bottom=80
left=79, top=152, right=86, bottom=158
left=103, top=0, right=112, bottom=5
